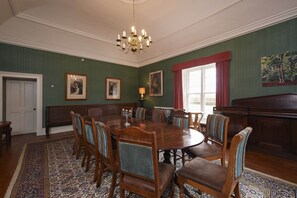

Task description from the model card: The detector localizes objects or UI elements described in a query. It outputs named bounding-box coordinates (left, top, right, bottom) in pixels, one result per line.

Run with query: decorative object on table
left=261, top=51, right=297, bottom=87
left=65, top=73, right=87, bottom=100
left=138, top=87, right=145, bottom=100
left=149, top=70, right=163, bottom=96
left=122, top=108, right=132, bottom=127
left=106, top=78, right=121, bottom=100
left=116, top=0, right=152, bottom=54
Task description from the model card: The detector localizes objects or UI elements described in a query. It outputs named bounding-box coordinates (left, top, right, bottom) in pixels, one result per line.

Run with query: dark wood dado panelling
left=248, top=116, right=291, bottom=152
left=46, top=103, right=137, bottom=136
left=215, top=93, right=297, bottom=156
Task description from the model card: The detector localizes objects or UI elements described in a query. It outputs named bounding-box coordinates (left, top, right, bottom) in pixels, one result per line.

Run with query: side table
left=0, top=121, right=12, bottom=157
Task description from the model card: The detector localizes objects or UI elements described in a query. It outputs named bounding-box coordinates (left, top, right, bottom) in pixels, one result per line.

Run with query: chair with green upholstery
left=172, top=109, right=191, bottom=165
left=80, top=116, right=100, bottom=182
left=72, top=112, right=87, bottom=167
left=116, top=126, right=175, bottom=197
left=151, top=108, right=165, bottom=122
left=185, top=114, right=229, bottom=167
left=177, top=127, right=252, bottom=198
left=94, top=121, right=118, bottom=198
left=135, top=107, right=146, bottom=121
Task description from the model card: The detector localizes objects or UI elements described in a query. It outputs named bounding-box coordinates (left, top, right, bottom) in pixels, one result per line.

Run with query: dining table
left=99, top=115, right=204, bottom=164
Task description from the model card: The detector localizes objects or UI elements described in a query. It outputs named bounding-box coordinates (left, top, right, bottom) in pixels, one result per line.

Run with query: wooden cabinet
left=215, top=94, right=297, bottom=156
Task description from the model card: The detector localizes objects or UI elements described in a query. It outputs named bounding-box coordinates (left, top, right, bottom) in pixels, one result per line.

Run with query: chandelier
left=116, top=0, right=152, bottom=54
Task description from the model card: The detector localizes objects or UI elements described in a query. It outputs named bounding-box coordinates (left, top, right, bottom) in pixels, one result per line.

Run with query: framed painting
left=261, top=51, right=297, bottom=86
left=65, top=73, right=87, bottom=100
left=106, top=78, right=121, bottom=100
left=149, top=70, right=163, bottom=96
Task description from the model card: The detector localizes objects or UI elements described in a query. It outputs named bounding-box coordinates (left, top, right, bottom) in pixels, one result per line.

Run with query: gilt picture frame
left=106, top=78, right=121, bottom=100
left=65, top=73, right=87, bottom=100
left=149, top=70, right=163, bottom=96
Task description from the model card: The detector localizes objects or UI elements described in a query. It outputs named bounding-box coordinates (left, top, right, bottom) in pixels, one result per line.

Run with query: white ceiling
left=0, top=0, right=297, bottom=67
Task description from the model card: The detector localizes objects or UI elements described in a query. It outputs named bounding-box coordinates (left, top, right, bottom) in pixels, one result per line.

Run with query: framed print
left=261, top=51, right=297, bottom=87
left=106, top=78, right=121, bottom=100
left=65, top=73, right=87, bottom=100
left=149, top=70, right=163, bottom=96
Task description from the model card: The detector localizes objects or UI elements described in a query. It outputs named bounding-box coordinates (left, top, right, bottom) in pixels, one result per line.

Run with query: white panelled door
left=6, top=79, right=37, bottom=135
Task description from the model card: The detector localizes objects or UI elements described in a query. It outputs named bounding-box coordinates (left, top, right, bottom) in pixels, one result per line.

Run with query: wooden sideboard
left=46, top=103, right=137, bottom=136
left=214, top=93, right=297, bottom=157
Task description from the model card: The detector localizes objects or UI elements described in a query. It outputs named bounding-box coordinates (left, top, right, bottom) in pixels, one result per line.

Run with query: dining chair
left=176, top=127, right=252, bottom=198
left=151, top=108, right=165, bottom=122
left=88, top=107, right=103, bottom=121
left=172, top=109, right=191, bottom=165
left=185, top=114, right=229, bottom=166
left=116, top=126, right=175, bottom=198
left=80, top=116, right=100, bottom=182
left=189, top=112, right=204, bottom=131
left=70, top=111, right=86, bottom=166
left=135, top=107, right=146, bottom=121
left=94, top=121, right=118, bottom=198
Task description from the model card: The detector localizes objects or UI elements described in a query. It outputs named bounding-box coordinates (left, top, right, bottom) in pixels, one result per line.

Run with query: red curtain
left=173, top=51, right=231, bottom=109
left=173, top=70, right=183, bottom=109
left=216, top=60, right=230, bottom=107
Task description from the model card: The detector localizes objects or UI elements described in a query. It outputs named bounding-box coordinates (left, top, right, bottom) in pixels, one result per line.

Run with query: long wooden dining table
left=99, top=115, right=204, bottom=163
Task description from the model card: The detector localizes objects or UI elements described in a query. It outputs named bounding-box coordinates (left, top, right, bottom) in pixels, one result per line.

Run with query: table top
left=0, top=121, right=11, bottom=127
left=101, top=116, right=204, bottom=150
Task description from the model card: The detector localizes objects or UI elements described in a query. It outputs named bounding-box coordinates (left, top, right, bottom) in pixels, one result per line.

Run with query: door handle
left=33, top=108, right=36, bottom=110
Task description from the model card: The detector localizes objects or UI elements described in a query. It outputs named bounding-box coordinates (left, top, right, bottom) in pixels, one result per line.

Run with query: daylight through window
left=182, top=63, right=216, bottom=120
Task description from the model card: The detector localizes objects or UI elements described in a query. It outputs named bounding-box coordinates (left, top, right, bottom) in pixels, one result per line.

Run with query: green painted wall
left=0, top=44, right=139, bottom=126
left=1, top=18, right=297, bottom=126
left=139, top=18, right=297, bottom=107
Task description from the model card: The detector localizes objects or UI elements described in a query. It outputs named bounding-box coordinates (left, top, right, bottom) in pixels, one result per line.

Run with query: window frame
left=182, top=63, right=216, bottom=116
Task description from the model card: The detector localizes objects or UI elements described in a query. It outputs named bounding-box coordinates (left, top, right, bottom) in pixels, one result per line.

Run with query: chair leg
left=108, top=171, right=117, bottom=198
left=72, top=141, right=77, bottom=155
left=173, top=150, right=177, bottom=165
left=93, top=158, right=99, bottom=182
left=81, top=151, right=87, bottom=167
left=177, top=177, right=185, bottom=198
left=170, top=175, right=175, bottom=198
left=234, top=183, right=241, bottom=198
left=181, top=150, right=185, bottom=165
left=120, top=187, right=125, bottom=198
left=85, top=153, right=91, bottom=172
left=221, top=156, right=226, bottom=167
left=96, top=162, right=105, bottom=187
left=76, top=144, right=81, bottom=159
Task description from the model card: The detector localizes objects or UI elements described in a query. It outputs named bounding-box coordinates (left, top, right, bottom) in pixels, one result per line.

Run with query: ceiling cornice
left=138, top=7, right=297, bottom=67
left=1, top=1, right=297, bottom=68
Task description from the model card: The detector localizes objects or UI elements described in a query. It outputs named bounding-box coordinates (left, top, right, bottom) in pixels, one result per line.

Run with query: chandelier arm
left=116, top=0, right=152, bottom=54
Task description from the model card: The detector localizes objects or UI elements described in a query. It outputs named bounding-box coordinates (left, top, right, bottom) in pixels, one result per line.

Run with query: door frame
left=0, top=71, right=43, bottom=136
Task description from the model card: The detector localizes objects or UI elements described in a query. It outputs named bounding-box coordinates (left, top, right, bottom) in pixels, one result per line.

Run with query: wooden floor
left=1, top=132, right=297, bottom=197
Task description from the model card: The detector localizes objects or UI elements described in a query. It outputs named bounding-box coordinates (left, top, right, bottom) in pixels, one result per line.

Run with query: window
left=182, top=63, right=216, bottom=120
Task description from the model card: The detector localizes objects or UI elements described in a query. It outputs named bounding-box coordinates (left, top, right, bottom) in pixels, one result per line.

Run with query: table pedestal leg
left=163, top=150, right=171, bottom=164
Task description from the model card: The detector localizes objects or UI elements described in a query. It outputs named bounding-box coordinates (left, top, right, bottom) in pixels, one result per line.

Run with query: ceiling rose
left=120, top=0, right=147, bottom=4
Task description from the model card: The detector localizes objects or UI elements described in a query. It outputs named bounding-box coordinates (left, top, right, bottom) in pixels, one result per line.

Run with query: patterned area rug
left=5, top=138, right=297, bottom=198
